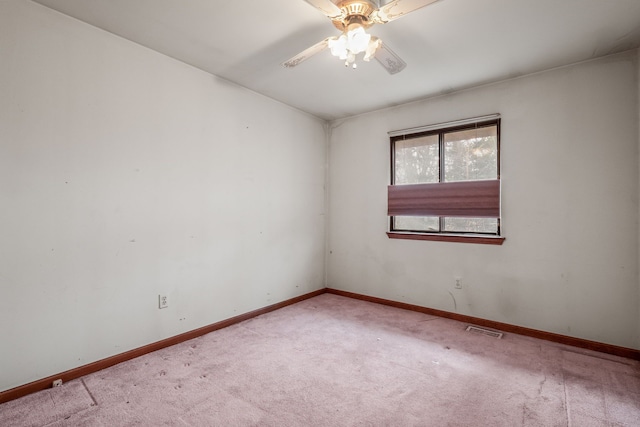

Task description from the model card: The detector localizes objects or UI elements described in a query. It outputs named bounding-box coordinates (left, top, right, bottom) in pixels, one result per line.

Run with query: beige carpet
left=2, top=293, right=639, bottom=426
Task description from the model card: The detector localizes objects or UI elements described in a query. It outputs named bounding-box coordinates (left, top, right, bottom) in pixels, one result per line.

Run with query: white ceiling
left=32, top=0, right=640, bottom=121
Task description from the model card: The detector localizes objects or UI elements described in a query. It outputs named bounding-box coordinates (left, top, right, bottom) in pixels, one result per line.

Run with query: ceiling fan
left=283, top=0, right=440, bottom=74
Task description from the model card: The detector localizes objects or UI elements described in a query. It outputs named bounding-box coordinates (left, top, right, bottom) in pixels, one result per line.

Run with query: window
left=387, top=115, right=504, bottom=245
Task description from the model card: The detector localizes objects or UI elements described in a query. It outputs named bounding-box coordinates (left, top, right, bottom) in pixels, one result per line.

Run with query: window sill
left=387, top=232, right=505, bottom=245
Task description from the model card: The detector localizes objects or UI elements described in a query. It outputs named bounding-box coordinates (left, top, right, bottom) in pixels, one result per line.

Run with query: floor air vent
left=465, top=325, right=503, bottom=339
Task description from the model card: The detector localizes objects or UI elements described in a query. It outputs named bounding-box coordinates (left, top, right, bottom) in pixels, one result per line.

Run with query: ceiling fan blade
left=303, top=0, right=343, bottom=19
left=373, top=0, right=440, bottom=23
left=282, top=37, right=333, bottom=68
left=374, top=42, right=407, bottom=74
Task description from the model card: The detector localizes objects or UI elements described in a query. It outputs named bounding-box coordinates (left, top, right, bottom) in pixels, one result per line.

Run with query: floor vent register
left=465, top=325, right=504, bottom=339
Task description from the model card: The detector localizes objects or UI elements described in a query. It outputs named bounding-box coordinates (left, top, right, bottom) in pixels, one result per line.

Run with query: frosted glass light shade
left=328, top=35, right=348, bottom=59
left=346, top=26, right=371, bottom=54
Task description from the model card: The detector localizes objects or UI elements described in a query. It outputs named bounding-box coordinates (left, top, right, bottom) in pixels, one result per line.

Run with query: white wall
left=0, top=1, right=326, bottom=392
left=327, top=50, right=640, bottom=349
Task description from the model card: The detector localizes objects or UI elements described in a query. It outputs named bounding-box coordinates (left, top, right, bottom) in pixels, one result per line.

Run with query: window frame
left=387, top=117, right=504, bottom=245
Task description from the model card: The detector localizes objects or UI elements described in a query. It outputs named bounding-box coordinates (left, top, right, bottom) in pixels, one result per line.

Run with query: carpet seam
left=81, top=378, right=98, bottom=407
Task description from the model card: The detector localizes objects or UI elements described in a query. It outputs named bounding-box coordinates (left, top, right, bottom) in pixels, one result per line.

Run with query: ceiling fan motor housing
left=332, top=1, right=377, bottom=31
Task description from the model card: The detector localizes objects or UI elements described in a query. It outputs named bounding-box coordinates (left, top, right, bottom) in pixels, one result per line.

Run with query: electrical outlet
left=454, top=278, right=462, bottom=289
left=159, top=294, right=168, bottom=309
left=52, top=379, right=63, bottom=387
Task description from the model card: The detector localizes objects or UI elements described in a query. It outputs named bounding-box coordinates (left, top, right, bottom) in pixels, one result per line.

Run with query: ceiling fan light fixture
left=328, top=23, right=379, bottom=68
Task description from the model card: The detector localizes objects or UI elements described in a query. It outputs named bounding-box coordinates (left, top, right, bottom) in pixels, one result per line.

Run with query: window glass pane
left=394, top=216, right=439, bottom=232
left=444, top=125, right=497, bottom=182
left=443, top=217, right=498, bottom=234
left=394, top=135, right=439, bottom=184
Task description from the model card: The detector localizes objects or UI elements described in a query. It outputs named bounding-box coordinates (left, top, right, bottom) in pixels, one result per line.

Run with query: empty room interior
left=1, top=0, right=640, bottom=425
